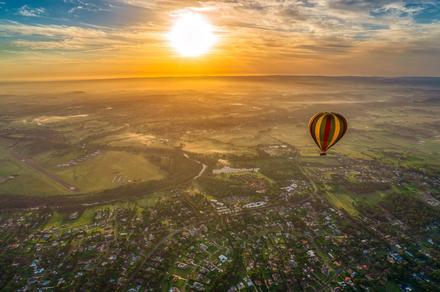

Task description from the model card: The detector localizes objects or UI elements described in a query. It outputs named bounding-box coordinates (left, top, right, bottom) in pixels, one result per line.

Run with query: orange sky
left=1, top=0, right=440, bottom=80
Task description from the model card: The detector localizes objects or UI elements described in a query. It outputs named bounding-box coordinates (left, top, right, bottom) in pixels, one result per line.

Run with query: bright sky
left=1, top=0, right=440, bottom=80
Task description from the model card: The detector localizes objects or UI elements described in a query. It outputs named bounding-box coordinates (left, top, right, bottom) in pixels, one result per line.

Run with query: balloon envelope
left=308, top=112, right=347, bottom=155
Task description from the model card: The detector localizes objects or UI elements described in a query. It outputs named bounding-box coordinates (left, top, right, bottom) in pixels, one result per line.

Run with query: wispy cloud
left=1, top=0, right=440, bottom=79
left=0, top=20, right=161, bottom=53
left=17, top=5, right=46, bottom=17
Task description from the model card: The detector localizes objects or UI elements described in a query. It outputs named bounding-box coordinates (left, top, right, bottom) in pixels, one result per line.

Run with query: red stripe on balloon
left=322, top=115, right=332, bottom=151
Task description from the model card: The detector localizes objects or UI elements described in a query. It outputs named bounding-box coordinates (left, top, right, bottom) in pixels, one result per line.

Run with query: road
left=126, top=227, right=189, bottom=286
left=183, top=153, right=208, bottom=180
left=194, top=162, right=208, bottom=179
left=123, top=194, right=314, bottom=289
left=11, top=153, right=80, bottom=193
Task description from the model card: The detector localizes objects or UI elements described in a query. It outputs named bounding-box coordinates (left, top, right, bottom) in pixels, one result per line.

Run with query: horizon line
left=1, top=73, right=440, bottom=83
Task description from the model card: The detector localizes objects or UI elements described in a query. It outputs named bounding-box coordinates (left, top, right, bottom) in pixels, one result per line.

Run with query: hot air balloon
left=308, top=112, right=347, bottom=156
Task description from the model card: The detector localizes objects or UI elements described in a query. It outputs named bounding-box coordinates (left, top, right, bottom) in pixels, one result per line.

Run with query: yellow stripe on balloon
left=314, top=114, right=325, bottom=148
left=328, top=113, right=340, bottom=148
left=308, top=112, right=320, bottom=129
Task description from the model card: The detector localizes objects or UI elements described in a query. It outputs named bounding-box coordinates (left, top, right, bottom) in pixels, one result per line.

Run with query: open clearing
left=52, top=151, right=166, bottom=193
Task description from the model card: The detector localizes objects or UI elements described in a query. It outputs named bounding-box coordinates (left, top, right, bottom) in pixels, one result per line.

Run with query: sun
left=168, top=12, right=217, bottom=57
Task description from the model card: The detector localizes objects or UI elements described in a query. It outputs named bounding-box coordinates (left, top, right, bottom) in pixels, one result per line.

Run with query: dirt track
left=12, top=154, right=79, bottom=192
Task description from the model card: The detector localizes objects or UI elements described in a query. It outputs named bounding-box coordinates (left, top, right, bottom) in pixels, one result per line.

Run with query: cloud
left=329, top=0, right=399, bottom=12
left=1, top=0, right=440, bottom=78
left=66, top=0, right=112, bottom=15
left=0, top=20, right=162, bottom=54
left=0, top=21, right=105, bottom=39
left=17, top=5, right=46, bottom=17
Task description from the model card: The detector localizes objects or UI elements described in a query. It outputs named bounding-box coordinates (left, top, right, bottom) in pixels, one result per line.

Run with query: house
left=200, top=243, right=208, bottom=252
left=388, top=251, right=403, bottom=263
left=399, top=284, right=414, bottom=292
left=219, top=255, right=228, bottom=263
left=191, top=281, right=205, bottom=291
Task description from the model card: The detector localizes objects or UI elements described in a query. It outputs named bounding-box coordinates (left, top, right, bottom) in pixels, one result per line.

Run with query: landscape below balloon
left=0, top=76, right=439, bottom=291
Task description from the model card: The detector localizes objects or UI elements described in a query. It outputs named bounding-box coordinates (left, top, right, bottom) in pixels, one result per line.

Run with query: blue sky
left=1, top=0, right=440, bottom=79
left=0, top=0, right=154, bottom=27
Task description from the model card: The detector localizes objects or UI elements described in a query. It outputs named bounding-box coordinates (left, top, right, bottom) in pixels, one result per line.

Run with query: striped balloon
left=308, top=112, right=348, bottom=156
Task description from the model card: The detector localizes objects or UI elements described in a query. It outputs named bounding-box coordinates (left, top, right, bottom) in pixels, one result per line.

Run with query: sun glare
left=168, top=12, right=217, bottom=57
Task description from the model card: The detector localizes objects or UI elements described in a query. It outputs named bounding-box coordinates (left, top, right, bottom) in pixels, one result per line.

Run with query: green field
left=44, top=150, right=165, bottom=193
left=0, top=143, right=67, bottom=196
left=0, top=159, right=66, bottom=196
left=0, top=76, right=439, bottom=208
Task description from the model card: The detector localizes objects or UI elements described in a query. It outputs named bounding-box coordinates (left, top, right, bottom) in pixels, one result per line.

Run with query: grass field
left=182, top=134, right=257, bottom=155
left=324, top=190, right=359, bottom=217
left=0, top=137, right=167, bottom=195
left=98, top=131, right=173, bottom=149
left=42, top=194, right=162, bottom=230
left=0, top=142, right=67, bottom=196
left=0, top=159, right=66, bottom=196
left=52, top=151, right=166, bottom=193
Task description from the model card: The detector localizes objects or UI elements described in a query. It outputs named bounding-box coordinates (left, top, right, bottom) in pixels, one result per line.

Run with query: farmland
left=0, top=76, right=439, bottom=290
